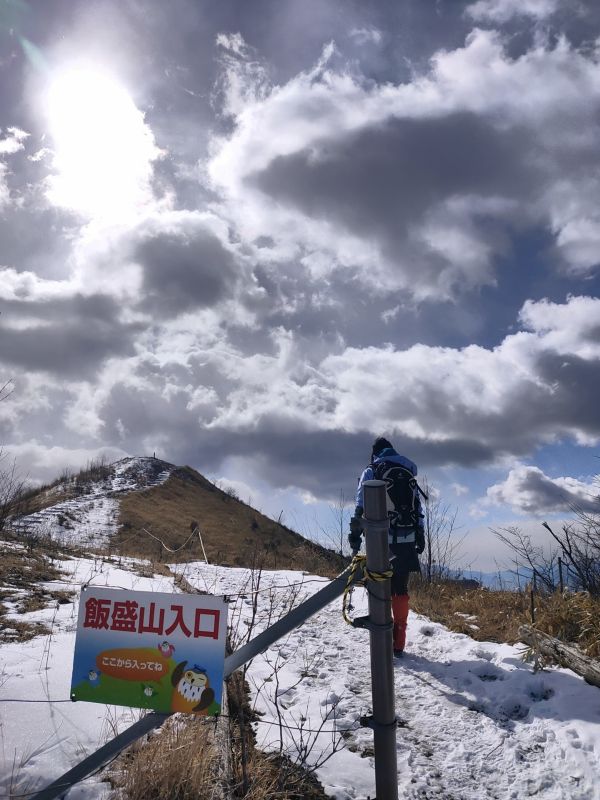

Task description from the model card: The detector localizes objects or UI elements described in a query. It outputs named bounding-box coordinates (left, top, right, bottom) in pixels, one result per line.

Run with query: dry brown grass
left=16, top=479, right=75, bottom=516
left=0, top=533, right=73, bottom=642
left=410, top=576, right=600, bottom=656
left=112, top=672, right=328, bottom=800
left=112, top=715, right=219, bottom=800
left=114, top=467, right=345, bottom=576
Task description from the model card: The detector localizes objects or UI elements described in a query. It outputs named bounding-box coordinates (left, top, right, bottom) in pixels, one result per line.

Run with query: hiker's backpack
left=372, top=460, right=425, bottom=531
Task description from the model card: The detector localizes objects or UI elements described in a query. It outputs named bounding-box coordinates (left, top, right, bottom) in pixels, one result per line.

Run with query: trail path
left=12, top=457, right=173, bottom=547
left=178, top=562, right=600, bottom=800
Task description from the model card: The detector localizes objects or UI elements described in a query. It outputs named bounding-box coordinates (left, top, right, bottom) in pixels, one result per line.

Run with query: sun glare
left=45, top=65, right=159, bottom=220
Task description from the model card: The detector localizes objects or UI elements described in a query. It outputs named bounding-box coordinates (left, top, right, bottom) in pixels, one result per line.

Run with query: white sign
left=70, top=587, right=227, bottom=714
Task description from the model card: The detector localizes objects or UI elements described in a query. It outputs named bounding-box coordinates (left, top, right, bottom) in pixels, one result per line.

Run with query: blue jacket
left=355, top=447, right=424, bottom=545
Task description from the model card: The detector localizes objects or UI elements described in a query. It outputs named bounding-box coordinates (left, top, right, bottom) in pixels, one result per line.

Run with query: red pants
left=391, top=594, right=409, bottom=652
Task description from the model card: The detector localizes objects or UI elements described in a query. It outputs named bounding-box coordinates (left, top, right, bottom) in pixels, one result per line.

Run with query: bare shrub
left=421, top=480, right=464, bottom=583
left=493, top=485, right=600, bottom=597
left=75, top=456, right=112, bottom=491
left=493, top=525, right=561, bottom=593
left=317, top=489, right=352, bottom=558
left=227, top=670, right=330, bottom=800
left=0, top=453, right=28, bottom=532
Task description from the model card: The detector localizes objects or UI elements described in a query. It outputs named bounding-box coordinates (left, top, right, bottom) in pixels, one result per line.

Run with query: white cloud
left=349, top=27, right=383, bottom=45
left=213, top=475, right=255, bottom=501
left=0, top=127, right=29, bottom=208
left=118, top=294, right=599, bottom=464
left=208, top=30, right=600, bottom=297
left=466, top=0, right=562, bottom=23
left=6, top=441, right=127, bottom=486
left=213, top=33, right=270, bottom=118
left=452, top=482, right=470, bottom=497
left=0, top=127, right=29, bottom=155
left=486, top=465, right=599, bottom=514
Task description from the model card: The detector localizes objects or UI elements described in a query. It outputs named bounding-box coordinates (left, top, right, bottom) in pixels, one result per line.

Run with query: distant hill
left=12, top=457, right=345, bottom=575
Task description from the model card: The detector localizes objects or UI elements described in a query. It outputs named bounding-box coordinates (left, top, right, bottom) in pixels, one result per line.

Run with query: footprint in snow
left=499, top=695, right=530, bottom=720
left=320, top=691, right=341, bottom=707
left=525, top=677, right=554, bottom=702
left=470, top=662, right=505, bottom=682
left=420, top=625, right=437, bottom=637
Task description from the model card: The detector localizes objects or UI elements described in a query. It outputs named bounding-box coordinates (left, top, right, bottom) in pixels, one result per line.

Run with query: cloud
left=135, top=224, right=239, bottom=316
left=213, top=32, right=270, bottom=118
left=208, top=30, right=600, bottom=298
left=0, top=127, right=29, bottom=156
left=0, top=294, right=144, bottom=377
left=349, top=27, right=383, bottom=45
left=64, top=294, right=597, bottom=501
left=486, top=465, right=599, bottom=514
left=0, top=127, right=29, bottom=208
left=452, top=483, right=470, bottom=497
left=3, top=8, right=600, bottom=520
left=4, top=441, right=127, bottom=486
left=466, top=0, right=561, bottom=22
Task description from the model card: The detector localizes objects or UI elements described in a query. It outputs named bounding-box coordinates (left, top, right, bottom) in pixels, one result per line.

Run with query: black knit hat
left=372, top=437, right=393, bottom=458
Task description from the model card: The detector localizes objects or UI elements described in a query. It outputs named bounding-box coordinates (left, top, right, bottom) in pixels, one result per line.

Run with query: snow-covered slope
left=12, top=457, right=174, bottom=547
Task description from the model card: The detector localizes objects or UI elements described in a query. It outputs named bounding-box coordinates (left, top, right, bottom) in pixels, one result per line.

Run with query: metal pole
left=363, top=479, right=398, bottom=800
left=30, top=564, right=365, bottom=800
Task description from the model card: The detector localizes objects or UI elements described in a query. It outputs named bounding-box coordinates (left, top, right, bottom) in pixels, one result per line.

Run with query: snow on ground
left=176, top=562, right=600, bottom=800
left=11, top=458, right=174, bottom=548
left=0, top=553, right=177, bottom=799
left=2, top=555, right=600, bottom=799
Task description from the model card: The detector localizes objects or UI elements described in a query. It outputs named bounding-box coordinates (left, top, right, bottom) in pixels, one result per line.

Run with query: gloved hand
left=415, top=527, right=426, bottom=555
left=348, top=516, right=364, bottom=552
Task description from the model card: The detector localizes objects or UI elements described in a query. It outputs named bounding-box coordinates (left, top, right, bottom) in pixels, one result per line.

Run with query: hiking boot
left=393, top=648, right=404, bottom=658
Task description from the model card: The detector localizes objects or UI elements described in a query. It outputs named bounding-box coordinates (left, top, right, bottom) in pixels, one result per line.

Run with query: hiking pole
left=363, top=479, right=398, bottom=800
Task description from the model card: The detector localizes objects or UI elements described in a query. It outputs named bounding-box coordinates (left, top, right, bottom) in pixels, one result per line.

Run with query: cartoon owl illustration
left=158, top=640, right=175, bottom=658
left=170, top=661, right=215, bottom=714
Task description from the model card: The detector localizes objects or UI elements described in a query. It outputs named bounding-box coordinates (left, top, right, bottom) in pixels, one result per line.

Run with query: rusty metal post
left=363, top=479, right=398, bottom=800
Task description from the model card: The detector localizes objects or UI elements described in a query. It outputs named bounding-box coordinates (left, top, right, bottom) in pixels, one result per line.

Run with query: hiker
left=348, top=436, right=425, bottom=657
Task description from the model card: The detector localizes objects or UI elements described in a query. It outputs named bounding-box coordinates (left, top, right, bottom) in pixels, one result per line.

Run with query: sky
left=1, top=0, right=599, bottom=570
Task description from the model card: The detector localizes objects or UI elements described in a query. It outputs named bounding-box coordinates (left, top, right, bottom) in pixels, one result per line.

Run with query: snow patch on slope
left=12, top=457, right=174, bottom=548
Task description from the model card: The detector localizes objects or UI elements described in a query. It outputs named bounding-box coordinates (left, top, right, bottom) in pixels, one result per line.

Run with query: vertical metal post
left=363, top=480, right=398, bottom=800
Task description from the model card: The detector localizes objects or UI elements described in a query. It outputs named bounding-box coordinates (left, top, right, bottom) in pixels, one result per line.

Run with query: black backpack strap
left=415, top=481, right=429, bottom=501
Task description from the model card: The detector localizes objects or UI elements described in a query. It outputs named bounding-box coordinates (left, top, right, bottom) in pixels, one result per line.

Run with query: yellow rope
left=342, top=554, right=394, bottom=626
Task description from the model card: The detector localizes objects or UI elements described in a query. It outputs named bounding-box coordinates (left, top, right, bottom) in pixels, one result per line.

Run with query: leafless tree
left=0, top=380, right=27, bottom=531
left=493, top=479, right=600, bottom=595
left=541, top=503, right=600, bottom=595
left=492, top=525, right=560, bottom=592
left=421, top=479, right=464, bottom=582
left=317, top=488, right=352, bottom=557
